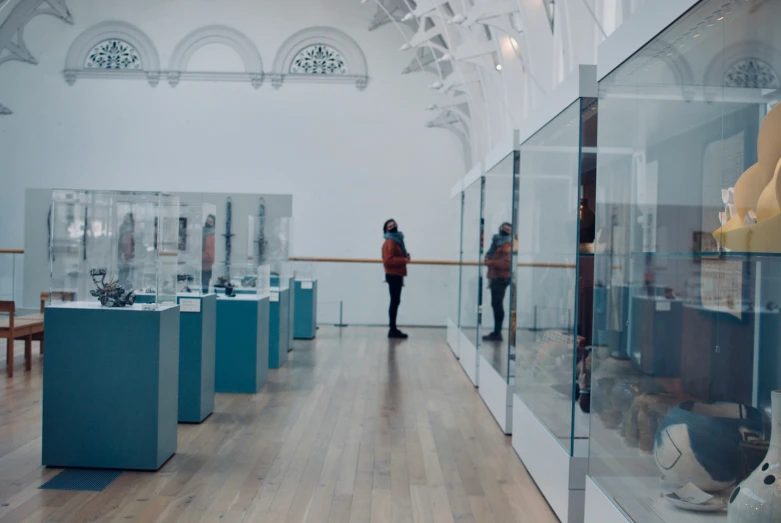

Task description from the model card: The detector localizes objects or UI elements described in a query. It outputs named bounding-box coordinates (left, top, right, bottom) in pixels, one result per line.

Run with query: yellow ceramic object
left=733, top=163, right=771, bottom=220
left=758, top=102, right=781, bottom=168
left=714, top=104, right=781, bottom=253
left=755, top=159, right=781, bottom=223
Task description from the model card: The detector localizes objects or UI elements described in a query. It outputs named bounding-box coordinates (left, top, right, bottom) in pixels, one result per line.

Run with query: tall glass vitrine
left=479, top=148, right=520, bottom=433
left=459, top=177, right=484, bottom=386
left=49, top=190, right=180, bottom=308
left=510, top=64, right=598, bottom=523
left=586, top=1, right=781, bottom=522
left=447, top=187, right=465, bottom=357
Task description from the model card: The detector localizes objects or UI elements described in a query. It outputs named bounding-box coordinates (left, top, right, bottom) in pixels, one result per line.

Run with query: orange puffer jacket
left=382, top=239, right=407, bottom=277
left=485, top=241, right=512, bottom=279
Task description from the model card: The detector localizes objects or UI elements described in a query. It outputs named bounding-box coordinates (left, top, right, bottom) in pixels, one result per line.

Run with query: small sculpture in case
left=89, top=268, right=136, bottom=307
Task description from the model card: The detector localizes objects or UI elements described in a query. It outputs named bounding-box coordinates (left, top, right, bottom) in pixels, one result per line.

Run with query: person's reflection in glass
left=118, top=212, right=135, bottom=289
left=483, top=222, right=513, bottom=342
left=202, top=214, right=216, bottom=293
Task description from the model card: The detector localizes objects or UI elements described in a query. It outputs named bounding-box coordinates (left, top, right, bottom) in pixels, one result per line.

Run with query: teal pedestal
left=177, top=294, right=216, bottom=423
left=287, top=277, right=295, bottom=350
left=42, top=303, right=180, bottom=471
left=215, top=295, right=269, bottom=393
left=294, top=280, right=317, bottom=339
left=269, top=288, right=290, bottom=369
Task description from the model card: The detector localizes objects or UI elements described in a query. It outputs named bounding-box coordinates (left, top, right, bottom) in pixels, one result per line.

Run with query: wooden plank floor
left=0, top=327, right=557, bottom=523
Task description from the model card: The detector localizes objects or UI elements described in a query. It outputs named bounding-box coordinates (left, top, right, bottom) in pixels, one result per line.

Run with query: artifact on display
left=89, top=268, right=136, bottom=307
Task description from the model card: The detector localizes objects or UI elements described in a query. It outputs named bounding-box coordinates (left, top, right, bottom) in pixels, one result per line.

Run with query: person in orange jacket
left=483, top=222, right=513, bottom=341
left=202, top=214, right=216, bottom=292
left=382, top=218, right=410, bottom=339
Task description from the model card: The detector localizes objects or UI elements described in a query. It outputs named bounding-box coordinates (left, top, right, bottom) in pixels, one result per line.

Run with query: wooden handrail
left=289, top=257, right=577, bottom=269
left=0, top=249, right=23, bottom=255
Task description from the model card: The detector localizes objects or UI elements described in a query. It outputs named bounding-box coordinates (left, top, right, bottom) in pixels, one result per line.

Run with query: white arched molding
left=63, top=21, right=160, bottom=86
left=271, top=27, right=368, bottom=91
left=167, top=25, right=264, bottom=89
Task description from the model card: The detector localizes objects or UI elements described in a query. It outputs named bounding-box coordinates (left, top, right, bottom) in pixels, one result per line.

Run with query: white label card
left=270, top=292, right=280, bottom=302
left=301, top=281, right=313, bottom=290
left=180, top=298, right=201, bottom=313
left=655, top=301, right=671, bottom=312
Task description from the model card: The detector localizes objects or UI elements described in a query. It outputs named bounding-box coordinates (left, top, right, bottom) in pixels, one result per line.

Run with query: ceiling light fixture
left=399, top=43, right=411, bottom=51
left=496, top=64, right=502, bottom=71
left=401, top=12, right=414, bottom=21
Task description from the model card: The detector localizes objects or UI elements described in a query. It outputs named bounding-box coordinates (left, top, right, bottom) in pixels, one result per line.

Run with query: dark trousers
left=386, top=274, right=403, bottom=331
left=202, top=269, right=212, bottom=294
left=490, top=278, right=510, bottom=334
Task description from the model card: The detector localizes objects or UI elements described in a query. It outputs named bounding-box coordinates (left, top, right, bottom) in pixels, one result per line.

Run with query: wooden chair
left=0, top=301, right=44, bottom=377
left=36, top=291, right=75, bottom=356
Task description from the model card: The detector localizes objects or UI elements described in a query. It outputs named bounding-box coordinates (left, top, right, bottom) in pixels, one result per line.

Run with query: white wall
left=0, top=0, right=464, bottom=324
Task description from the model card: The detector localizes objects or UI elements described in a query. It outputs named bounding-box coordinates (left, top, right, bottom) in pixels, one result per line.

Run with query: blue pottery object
left=654, top=402, right=764, bottom=492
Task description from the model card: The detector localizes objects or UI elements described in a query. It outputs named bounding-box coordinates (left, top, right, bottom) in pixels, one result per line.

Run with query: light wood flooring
left=0, top=327, right=557, bottom=523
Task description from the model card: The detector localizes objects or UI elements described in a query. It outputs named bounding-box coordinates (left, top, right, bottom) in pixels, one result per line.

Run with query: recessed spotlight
left=496, top=64, right=503, bottom=71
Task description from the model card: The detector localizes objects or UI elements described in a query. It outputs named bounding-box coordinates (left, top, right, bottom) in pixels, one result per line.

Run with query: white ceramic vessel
left=728, top=390, right=781, bottom=522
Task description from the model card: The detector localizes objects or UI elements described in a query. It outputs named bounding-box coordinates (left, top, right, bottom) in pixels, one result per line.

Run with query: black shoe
left=482, top=332, right=503, bottom=341
left=388, top=329, right=408, bottom=339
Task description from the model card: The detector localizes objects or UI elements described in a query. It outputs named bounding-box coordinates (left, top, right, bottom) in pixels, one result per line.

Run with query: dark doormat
left=39, top=469, right=123, bottom=492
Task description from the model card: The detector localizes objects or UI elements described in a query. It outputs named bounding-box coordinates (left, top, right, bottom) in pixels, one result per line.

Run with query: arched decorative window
left=271, top=27, right=368, bottom=90
left=724, top=58, right=780, bottom=89
left=290, top=44, right=348, bottom=75
left=703, top=42, right=781, bottom=94
left=64, top=22, right=161, bottom=86
left=85, top=39, right=142, bottom=70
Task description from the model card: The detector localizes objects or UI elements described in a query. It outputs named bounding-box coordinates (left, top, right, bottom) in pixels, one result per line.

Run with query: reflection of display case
left=178, top=196, right=217, bottom=295
left=458, top=164, right=484, bottom=386
left=210, top=262, right=270, bottom=298
left=479, top=139, right=519, bottom=434
left=49, top=190, right=180, bottom=308
left=293, top=262, right=315, bottom=281
left=260, top=217, right=291, bottom=265
left=585, top=2, right=781, bottom=522
left=510, top=65, right=597, bottom=523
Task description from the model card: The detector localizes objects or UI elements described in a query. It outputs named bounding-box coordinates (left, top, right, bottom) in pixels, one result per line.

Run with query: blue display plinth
left=294, top=280, right=317, bottom=339
left=177, top=294, right=216, bottom=423
left=42, top=303, right=180, bottom=471
left=269, top=287, right=290, bottom=369
left=215, top=295, right=269, bottom=393
left=287, top=277, right=295, bottom=350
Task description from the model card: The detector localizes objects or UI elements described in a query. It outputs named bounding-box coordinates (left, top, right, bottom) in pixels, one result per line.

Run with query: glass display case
left=49, top=190, right=180, bottom=308
left=514, top=97, right=597, bottom=456
left=210, top=262, right=270, bottom=299
left=587, top=1, right=781, bottom=521
left=447, top=189, right=464, bottom=357
left=293, top=261, right=315, bottom=281
left=259, top=217, right=291, bottom=265
left=272, top=261, right=293, bottom=291
left=481, top=153, right=518, bottom=384
left=178, top=196, right=217, bottom=295
left=458, top=177, right=483, bottom=385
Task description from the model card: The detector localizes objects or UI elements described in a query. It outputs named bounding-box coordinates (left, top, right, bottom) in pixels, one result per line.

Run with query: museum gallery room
left=2, top=0, right=781, bottom=521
